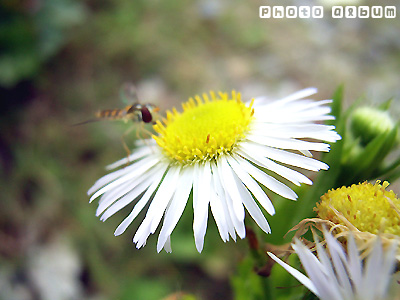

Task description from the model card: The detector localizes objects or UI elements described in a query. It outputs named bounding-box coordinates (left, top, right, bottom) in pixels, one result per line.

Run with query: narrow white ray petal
left=293, top=241, right=342, bottom=300
left=360, top=236, right=384, bottom=300
left=163, top=235, right=172, bottom=253
left=225, top=193, right=245, bottom=239
left=246, top=134, right=330, bottom=152
left=99, top=175, right=154, bottom=221
left=105, top=143, right=154, bottom=170
left=268, top=252, right=320, bottom=297
left=238, top=148, right=312, bottom=186
left=254, top=87, right=318, bottom=107
left=300, top=150, right=313, bottom=157
left=346, top=234, right=363, bottom=294
left=254, top=88, right=317, bottom=108
left=209, top=183, right=229, bottom=242
left=228, top=155, right=275, bottom=215
left=234, top=153, right=298, bottom=200
left=255, top=99, right=332, bottom=117
left=89, top=155, right=161, bottom=202
left=133, top=220, right=151, bottom=249
left=88, top=166, right=133, bottom=196
left=96, top=165, right=159, bottom=216
left=211, top=162, right=237, bottom=240
left=317, top=234, right=351, bottom=297
left=376, top=240, right=398, bottom=298
left=251, top=124, right=341, bottom=143
left=133, top=166, right=181, bottom=246
left=279, top=87, right=318, bottom=102
left=214, top=160, right=246, bottom=239
left=219, top=157, right=245, bottom=222
left=157, top=167, right=193, bottom=252
left=148, top=166, right=182, bottom=233
left=242, top=142, right=328, bottom=171
left=261, top=99, right=332, bottom=113
left=323, top=230, right=353, bottom=296
left=114, top=164, right=168, bottom=236
left=231, top=169, right=271, bottom=233
left=193, top=162, right=211, bottom=252
left=259, top=108, right=334, bottom=124
left=97, top=179, right=133, bottom=206
left=254, top=106, right=334, bottom=125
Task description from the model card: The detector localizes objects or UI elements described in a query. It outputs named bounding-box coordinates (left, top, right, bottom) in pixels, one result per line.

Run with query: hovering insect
left=74, top=83, right=160, bottom=158
left=95, top=102, right=159, bottom=124
left=76, top=83, right=160, bottom=126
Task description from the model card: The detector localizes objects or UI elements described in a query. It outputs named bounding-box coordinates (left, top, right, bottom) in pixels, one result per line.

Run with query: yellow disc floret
left=315, top=181, right=400, bottom=235
left=152, top=91, right=254, bottom=164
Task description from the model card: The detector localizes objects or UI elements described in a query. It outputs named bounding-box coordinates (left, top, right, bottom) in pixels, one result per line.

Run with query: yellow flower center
left=152, top=91, right=254, bottom=164
left=315, top=181, right=400, bottom=235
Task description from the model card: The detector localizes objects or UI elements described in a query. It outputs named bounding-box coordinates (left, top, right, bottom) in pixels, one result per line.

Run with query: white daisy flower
left=88, top=88, right=341, bottom=253
left=268, top=229, right=399, bottom=300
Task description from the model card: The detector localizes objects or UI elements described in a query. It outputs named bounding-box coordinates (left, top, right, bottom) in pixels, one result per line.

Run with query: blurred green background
left=1, top=0, right=399, bottom=299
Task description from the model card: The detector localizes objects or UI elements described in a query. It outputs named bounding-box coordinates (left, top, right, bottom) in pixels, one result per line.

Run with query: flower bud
left=350, top=107, right=395, bottom=145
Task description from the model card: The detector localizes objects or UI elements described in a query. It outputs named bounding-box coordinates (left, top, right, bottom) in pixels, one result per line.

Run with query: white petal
left=99, top=176, right=152, bottom=221
left=157, top=167, right=193, bottom=252
left=228, top=155, right=275, bottom=215
left=279, top=87, right=318, bottom=102
left=253, top=87, right=317, bottom=107
left=113, top=164, right=168, bottom=236
left=268, top=252, right=320, bottom=297
left=88, top=166, right=132, bottom=196
left=148, top=166, right=181, bottom=233
left=133, top=166, right=181, bottom=247
left=219, top=157, right=245, bottom=222
left=214, top=159, right=246, bottom=239
left=323, top=230, right=353, bottom=296
left=193, top=162, right=211, bottom=252
left=238, top=148, right=312, bottom=186
left=89, top=155, right=161, bottom=202
left=246, top=134, right=331, bottom=152
left=97, top=180, right=133, bottom=206
left=96, top=165, right=159, bottom=216
left=293, top=240, right=341, bottom=300
left=251, top=123, right=341, bottom=143
left=346, top=234, right=363, bottom=294
left=234, top=153, right=298, bottom=200
left=163, top=235, right=172, bottom=253
left=377, top=239, right=398, bottom=298
left=360, top=237, right=383, bottom=300
left=209, top=182, right=229, bottom=242
left=229, top=164, right=271, bottom=233
left=105, top=143, right=154, bottom=170
left=242, top=142, right=328, bottom=171
left=211, top=162, right=237, bottom=240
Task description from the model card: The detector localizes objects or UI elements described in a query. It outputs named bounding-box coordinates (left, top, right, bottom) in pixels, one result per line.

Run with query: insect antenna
left=71, top=119, right=102, bottom=126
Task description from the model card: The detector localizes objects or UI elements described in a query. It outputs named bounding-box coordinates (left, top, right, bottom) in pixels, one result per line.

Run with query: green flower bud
left=350, top=107, right=395, bottom=145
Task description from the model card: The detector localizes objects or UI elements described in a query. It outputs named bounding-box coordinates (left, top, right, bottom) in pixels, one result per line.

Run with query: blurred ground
left=1, top=0, right=399, bottom=299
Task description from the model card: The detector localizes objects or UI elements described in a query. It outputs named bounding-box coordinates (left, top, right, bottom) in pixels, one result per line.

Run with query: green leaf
left=342, top=126, right=398, bottom=184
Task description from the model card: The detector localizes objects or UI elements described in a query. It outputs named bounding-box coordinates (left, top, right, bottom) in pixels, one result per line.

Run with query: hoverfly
left=75, top=83, right=160, bottom=126
left=94, top=83, right=160, bottom=125
left=75, top=83, right=160, bottom=157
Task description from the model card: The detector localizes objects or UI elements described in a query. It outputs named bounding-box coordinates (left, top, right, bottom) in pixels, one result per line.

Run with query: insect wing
left=119, top=82, right=138, bottom=105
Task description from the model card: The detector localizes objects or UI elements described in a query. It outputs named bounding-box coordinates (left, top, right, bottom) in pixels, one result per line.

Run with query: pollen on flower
left=152, top=91, right=254, bottom=164
left=315, top=181, right=400, bottom=235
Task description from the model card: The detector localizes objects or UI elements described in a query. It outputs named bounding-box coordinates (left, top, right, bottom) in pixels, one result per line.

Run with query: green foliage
left=0, top=0, right=85, bottom=87
left=231, top=256, right=264, bottom=300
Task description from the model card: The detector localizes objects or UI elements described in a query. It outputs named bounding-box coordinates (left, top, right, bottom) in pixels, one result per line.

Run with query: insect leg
left=121, top=125, right=136, bottom=164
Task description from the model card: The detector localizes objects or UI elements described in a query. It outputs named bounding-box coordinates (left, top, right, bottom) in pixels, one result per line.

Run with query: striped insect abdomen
left=95, top=109, right=127, bottom=120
